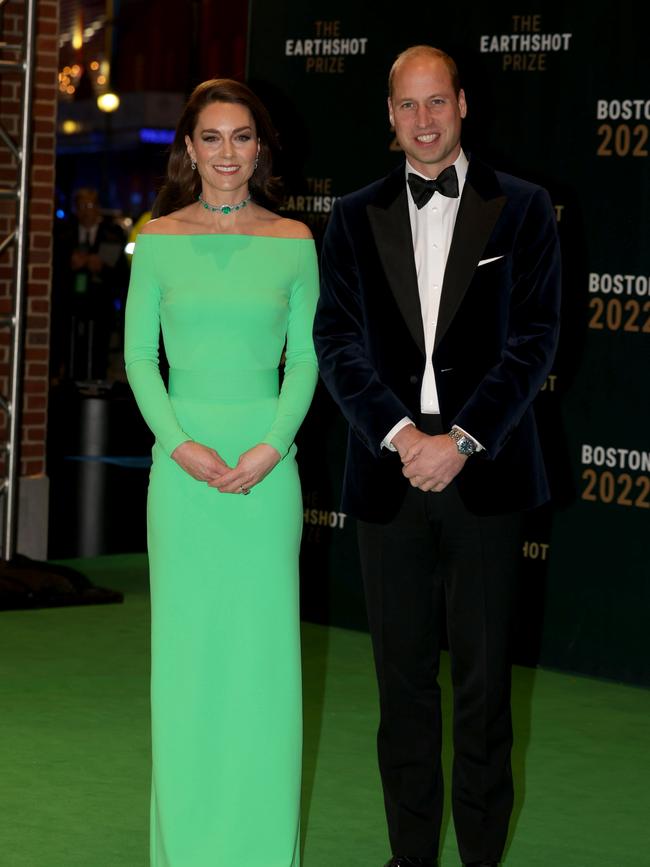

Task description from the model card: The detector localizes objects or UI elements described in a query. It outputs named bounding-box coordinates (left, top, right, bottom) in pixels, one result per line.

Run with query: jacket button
left=409, top=375, right=418, bottom=384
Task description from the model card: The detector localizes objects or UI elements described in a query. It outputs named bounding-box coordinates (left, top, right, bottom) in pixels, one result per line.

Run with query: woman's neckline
left=137, top=232, right=313, bottom=240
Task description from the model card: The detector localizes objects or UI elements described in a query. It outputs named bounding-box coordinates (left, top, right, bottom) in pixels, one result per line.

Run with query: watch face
left=448, top=429, right=476, bottom=456
left=458, top=437, right=475, bottom=456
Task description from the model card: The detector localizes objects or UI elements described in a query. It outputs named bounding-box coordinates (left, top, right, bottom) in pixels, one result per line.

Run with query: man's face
left=388, top=56, right=466, bottom=178
left=75, top=191, right=100, bottom=228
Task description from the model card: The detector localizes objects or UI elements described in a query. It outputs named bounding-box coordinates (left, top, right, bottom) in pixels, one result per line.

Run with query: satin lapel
left=434, top=177, right=506, bottom=350
left=367, top=183, right=425, bottom=355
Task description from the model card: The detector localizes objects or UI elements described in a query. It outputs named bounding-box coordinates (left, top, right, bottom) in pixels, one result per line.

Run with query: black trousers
left=357, top=417, right=523, bottom=864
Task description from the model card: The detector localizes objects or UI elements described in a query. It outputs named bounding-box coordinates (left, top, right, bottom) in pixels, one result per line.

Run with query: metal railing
left=0, top=0, right=37, bottom=560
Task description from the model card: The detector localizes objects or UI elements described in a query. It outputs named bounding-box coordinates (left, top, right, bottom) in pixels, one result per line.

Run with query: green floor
left=1, top=554, right=649, bottom=866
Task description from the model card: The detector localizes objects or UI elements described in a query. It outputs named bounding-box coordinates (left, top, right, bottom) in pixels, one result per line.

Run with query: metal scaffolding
left=0, top=0, right=37, bottom=560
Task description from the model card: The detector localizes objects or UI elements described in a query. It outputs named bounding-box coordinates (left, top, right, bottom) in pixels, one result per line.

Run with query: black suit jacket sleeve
left=451, top=187, right=561, bottom=457
left=316, top=199, right=413, bottom=458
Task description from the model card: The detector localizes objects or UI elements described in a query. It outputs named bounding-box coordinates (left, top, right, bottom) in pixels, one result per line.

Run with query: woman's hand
left=171, top=440, right=230, bottom=483
left=209, top=443, right=281, bottom=494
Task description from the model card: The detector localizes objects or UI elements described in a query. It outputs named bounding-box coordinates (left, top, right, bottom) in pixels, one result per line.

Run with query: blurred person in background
left=52, top=187, right=128, bottom=382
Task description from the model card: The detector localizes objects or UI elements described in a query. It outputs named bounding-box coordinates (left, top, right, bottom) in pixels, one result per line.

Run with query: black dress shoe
left=384, top=858, right=438, bottom=867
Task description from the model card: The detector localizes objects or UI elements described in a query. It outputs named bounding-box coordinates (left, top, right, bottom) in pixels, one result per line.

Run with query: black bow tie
left=407, top=166, right=459, bottom=208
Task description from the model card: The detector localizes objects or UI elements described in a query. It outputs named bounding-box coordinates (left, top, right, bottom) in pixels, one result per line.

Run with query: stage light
left=61, top=120, right=82, bottom=134
left=139, top=128, right=174, bottom=144
left=97, top=92, right=120, bottom=113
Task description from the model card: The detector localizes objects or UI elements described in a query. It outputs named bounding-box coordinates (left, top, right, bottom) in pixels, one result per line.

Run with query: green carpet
left=1, top=554, right=648, bottom=866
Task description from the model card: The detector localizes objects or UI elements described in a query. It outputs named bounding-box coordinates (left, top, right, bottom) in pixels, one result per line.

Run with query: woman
left=124, top=79, right=318, bottom=867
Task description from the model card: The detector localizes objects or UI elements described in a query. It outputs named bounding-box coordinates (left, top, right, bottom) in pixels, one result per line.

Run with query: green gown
left=124, top=233, right=319, bottom=867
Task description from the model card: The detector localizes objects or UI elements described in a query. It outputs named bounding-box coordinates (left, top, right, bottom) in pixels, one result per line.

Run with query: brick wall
left=0, top=0, right=58, bottom=483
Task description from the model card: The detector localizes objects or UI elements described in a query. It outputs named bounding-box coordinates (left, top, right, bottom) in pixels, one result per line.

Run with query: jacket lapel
left=435, top=158, right=507, bottom=350
left=367, top=167, right=425, bottom=355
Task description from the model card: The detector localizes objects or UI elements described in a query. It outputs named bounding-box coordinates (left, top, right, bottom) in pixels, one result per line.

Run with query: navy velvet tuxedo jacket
left=313, top=157, right=561, bottom=522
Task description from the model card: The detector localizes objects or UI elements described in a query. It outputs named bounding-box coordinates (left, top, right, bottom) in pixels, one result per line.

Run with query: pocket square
left=478, top=255, right=505, bottom=266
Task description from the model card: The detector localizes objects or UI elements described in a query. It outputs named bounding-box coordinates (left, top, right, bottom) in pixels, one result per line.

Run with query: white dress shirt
left=78, top=223, right=99, bottom=246
left=382, top=150, right=482, bottom=451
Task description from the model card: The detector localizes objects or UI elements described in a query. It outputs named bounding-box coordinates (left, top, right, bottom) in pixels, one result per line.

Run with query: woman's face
left=185, top=101, right=259, bottom=201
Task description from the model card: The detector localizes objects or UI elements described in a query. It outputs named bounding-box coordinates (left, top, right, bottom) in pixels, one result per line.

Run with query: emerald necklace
left=197, top=193, right=251, bottom=215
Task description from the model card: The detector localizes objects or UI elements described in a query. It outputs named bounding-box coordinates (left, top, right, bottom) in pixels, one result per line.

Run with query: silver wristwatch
left=448, top=426, right=477, bottom=457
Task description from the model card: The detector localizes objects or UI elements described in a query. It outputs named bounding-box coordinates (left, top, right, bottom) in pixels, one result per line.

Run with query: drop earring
left=191, top=159, right=196, bottom=170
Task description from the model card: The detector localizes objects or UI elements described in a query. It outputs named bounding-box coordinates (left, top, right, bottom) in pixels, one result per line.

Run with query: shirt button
left=409, top=375, right=418, bottom=384
left=433, top=243, right=438, bottom=249
left=433, top=284, right=439, bottom=290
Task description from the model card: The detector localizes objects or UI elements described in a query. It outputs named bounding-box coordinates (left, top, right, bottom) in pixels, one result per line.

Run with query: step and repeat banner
left=247, top=0, right=650, bottom=685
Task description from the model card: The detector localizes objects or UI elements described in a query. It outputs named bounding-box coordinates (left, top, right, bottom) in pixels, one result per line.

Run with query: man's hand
left=171, top=440, right=230, bottom=483
left=70, top=249, right=88, bottom=270
left=391, top=424, right=423, bottom=460
left=393, top=427, right=467, bottom=492
left=210, top=443, right=281, bottom=494
left=87, top=253, right=104, bottom=273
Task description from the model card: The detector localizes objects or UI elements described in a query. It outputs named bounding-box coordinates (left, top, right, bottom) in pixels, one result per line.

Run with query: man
left=52, top=187, right=128, bottom=381
left=313, top=45, right=560, bottom=867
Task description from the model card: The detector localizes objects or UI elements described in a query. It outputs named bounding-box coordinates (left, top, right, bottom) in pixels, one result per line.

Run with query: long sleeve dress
left=124, top=233, right=319, bottom=867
